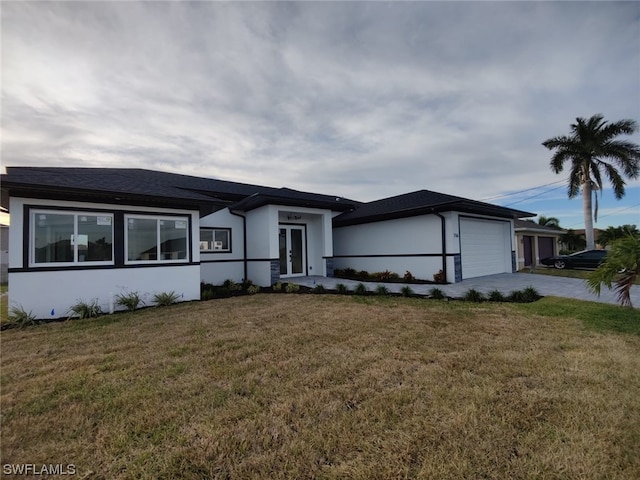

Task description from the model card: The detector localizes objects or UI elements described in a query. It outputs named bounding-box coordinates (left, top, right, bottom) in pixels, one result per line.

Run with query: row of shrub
left=333, top=268, right=446, bottom=284
left=308, top=282, right=540, bottom=303
left=201, top=278, right=541, bottom=304
left=201, top=279, right=262, bottom=300
left=5, top=290, right=182, bottom=329
left=6, top=279, right=541, bottom=329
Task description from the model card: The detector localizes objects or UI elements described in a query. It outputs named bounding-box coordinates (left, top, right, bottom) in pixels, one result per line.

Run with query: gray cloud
left=2, top=1, right=638, bottom=202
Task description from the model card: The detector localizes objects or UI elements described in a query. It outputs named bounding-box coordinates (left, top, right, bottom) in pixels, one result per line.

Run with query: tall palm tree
left=542, top=114, right=640, bottom=249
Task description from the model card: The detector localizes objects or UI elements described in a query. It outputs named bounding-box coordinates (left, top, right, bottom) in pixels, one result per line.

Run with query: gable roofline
left=514, top=219, right=566, bottom=234
left=333, top=189, right=535, bottom=227
left=229, top=191, right=356, bottom=213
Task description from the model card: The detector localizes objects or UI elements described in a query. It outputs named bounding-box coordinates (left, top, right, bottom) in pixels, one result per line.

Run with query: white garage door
left=460, top=217, right=512, bottom=279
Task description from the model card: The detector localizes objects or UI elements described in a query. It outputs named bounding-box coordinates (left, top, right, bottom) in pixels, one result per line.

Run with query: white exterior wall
left=200, top=208, right=245, bottom=284
left=245, top=205, right=279, bottom=286
left=333, top=214, right=455, bottom=282
left=8, top=197, right=201, bottom=319
left=333, top=212, right=514, bottom=283
left=10, top=266, right=200, bottom=319
left=243, top=205, right=334, bottom=286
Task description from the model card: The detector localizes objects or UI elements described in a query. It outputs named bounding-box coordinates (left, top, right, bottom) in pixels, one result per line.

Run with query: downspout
left=433, top=211, right=447, bottom=282
left=229, top=209, right=248, bottom=282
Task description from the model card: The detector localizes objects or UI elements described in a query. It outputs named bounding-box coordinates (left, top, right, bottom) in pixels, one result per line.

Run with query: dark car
left=541, top=249, right=608, bottom=270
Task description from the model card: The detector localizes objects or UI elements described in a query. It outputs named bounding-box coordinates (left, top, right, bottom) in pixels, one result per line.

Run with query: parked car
left=541, top=249, right=608, bottom=270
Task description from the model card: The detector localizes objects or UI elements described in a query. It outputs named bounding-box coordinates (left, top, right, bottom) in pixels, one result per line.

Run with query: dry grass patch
left=1, top=295, right=639, bottom=479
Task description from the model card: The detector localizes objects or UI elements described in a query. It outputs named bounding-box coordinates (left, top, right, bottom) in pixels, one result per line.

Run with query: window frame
left=30, top=209, right=115, bottom=267
left=199, top=227, right=232, bottom=253
left=125, top=214, right=190, bottom=265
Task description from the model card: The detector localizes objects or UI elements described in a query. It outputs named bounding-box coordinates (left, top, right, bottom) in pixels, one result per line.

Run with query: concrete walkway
left=290, top=272, right=640, bottom=307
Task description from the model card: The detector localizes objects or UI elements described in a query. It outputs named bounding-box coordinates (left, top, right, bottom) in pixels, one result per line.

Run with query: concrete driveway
left=291, top=272, right=640, bottom=307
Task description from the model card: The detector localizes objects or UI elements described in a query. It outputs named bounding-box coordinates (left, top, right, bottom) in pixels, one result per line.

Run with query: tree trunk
left=582, top=180, right=595, bottom=249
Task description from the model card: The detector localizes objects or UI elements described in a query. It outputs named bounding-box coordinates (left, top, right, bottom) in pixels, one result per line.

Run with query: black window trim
left=199, top=227, right=232, bottom=253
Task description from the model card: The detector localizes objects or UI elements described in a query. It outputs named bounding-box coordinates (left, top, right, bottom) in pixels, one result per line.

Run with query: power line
left=504, top=184, right=566, bottom=207
left=563, top=202, right=640, bottom=229
left=479, top=178, right=567, bottom=202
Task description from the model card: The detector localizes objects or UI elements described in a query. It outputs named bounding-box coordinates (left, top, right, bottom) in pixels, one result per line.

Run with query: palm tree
left=537, top=216, right=560, bottom=228
left=542, top=114, right=640, bottom=250
left=587, top=234, right=640, bottom=307
left=598, top=224, right=639, bottom=248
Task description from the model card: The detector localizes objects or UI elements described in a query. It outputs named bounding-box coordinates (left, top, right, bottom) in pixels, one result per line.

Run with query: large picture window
left=200, top=228, right=231, bottom=252
left=126, top=215, right=189, bottom=263
left=32, top=211, right=114, bottom=265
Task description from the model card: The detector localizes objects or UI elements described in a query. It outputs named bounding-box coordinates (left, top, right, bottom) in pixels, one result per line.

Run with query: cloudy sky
left=2, top=1, right=639, bottom=228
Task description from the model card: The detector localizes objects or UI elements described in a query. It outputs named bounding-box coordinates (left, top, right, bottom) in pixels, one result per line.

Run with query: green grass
left=1, top=295, right=639, bottom=479
left=514, top=296, right=640, bottom=335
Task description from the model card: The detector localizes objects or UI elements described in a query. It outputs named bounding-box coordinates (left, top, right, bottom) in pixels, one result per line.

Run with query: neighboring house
left=571, top=228, right=604, bottom=249
left=1, top=167, right=534, bottom=318
left=514, top=219, right=565, bottom=269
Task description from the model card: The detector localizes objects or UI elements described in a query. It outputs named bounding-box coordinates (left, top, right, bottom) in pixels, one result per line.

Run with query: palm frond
left=567, top=162, right=583, bottom=198
left=600, top=119, right=638, bottom=140
left=602, top=162, right=626, bottom=199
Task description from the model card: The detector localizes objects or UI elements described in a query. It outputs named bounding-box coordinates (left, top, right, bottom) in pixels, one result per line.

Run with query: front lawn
left=1, top=295, right=639, bottom=479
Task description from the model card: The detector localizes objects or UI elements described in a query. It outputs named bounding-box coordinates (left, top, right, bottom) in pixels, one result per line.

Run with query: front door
left=279, top=225, right=306, bottom=277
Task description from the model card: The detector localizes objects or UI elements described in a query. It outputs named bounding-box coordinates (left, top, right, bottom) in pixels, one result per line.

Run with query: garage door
left=460, top=217, right=512, bottom=279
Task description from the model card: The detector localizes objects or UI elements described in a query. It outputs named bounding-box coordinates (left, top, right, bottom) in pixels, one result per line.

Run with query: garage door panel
left=460, top=218, right=511, bottom=279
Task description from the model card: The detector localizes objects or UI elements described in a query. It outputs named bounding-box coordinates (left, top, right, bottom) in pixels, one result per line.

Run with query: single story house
left=514, top=219, right=565, bottom=269
left=1, top=167, right=534, bottom=318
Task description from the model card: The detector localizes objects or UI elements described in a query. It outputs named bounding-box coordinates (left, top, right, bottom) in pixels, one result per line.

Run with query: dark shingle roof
left=514, top=219, right=566, bottom=234
left=1, top=167, right=357, bottom=212
left=1, top=168, right=535, bottom=221
left=333, top=190, right=535, bottom=227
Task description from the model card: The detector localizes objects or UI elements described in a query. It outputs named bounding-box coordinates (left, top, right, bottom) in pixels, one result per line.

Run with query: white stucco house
left=1, top=167, right=534, bottom=318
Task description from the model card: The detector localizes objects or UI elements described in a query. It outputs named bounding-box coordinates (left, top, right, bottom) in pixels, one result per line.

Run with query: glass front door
left=279, top=225, right=306, bottom=277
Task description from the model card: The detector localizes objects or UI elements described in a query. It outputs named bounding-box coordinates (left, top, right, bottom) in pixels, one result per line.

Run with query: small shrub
left=376, top=285, right=390, bottom=296
left=343, top=268, right=357, bottom=278
left=336, top=283, right=350, bottom=295
left=354, top=283, right=368, bottom=295
left=68, top=299, right=103, bottom=319
left=312, top=284, right=327, bottom=294
left=522, top=286, right=541, bottom=303
left=357, top=270, right=370, bottom=280
left=223, top=279, right=242, bottom=291
left=464, top=289, right=486, bottom=303
left=429, top=287, right=445, bottom=300
left=508, top=287, right=540, bottom=303
left=246, top=285, right=261, bottom=295
left=116, top=291, right=144, bottom=312
left=285, top=283, right=300, bottom=293
left=153, top=291, right=180, bottom=306
left=374, top=270, right=394, bottom=281
left=201, top=289, right=215, bottom=301
left=8, top=304, right=37, bottom=327
left=272, top=281, right=283, bottom=292
left=403, top=271, right=415, bottom=282
left=488, top=290, right=506, bottom=302
left=508, top=290, right=527, bottom=303
left=433, top=270, right=445, bottom=283
left=401, top=285, right=414, bottom=297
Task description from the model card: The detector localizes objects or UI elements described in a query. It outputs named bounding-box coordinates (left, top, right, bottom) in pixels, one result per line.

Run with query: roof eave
left=333, top=202, right=535, bottom=228
left=1, top=182, right=227, bottom=212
